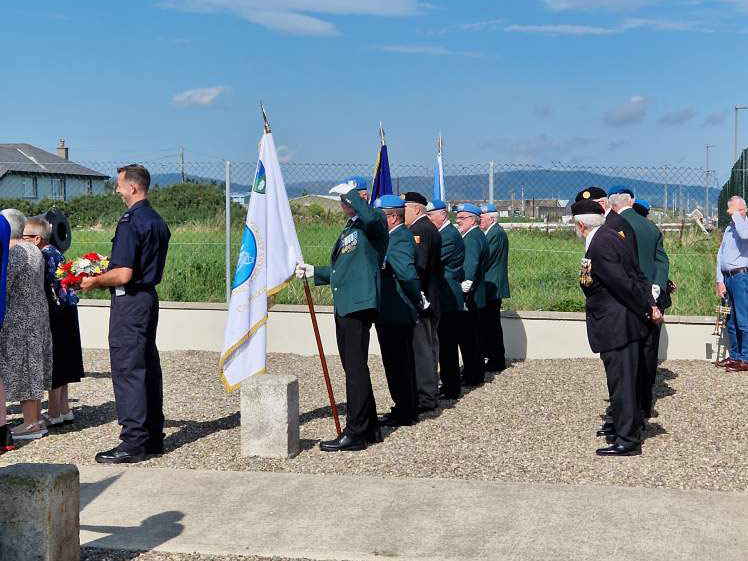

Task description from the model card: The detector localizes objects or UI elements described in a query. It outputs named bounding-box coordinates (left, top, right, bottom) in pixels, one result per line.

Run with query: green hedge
left=0, top=183, right=247, bottom=228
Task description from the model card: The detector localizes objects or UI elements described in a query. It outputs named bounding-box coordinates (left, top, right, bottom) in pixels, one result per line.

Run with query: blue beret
left=374, top=194, right=404, bottom=209
left=426, top=199, right=447, bottom=211
left=340, top=176, right=369, bottom=191
left=455, top=203, right=481, bottom=216
left=634, top=199, right=650, bottom=211
left=608, top=185, right=635, bottom=197
left=480, top=203, right=497, bottom=214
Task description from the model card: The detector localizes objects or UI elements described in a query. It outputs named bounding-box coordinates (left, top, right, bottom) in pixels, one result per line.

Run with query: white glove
left=329, top=182, right=355, bottom=196
left=420, top=291, right=431, bottom=311
left=651, top=284, right=661, bottom=300
left=295, top=264, right=314, bottom=279
left=461, top=280, right=473, bottom=293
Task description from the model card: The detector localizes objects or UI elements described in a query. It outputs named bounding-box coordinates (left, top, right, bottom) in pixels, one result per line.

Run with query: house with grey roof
left=0, top=140, right=109, bottom=201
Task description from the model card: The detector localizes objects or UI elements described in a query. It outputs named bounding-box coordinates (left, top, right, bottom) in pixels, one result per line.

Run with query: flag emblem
left=253, top=161, right=267, bottom=194
left=232, top=225, right=258, bottom=289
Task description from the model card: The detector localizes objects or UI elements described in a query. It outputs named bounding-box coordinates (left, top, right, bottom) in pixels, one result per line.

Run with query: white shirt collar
left=438, top=221, right=451, bottom=232
left=604, top=208, right=611, bottom=217
left=485, top=222, right=496, bottom=234
left=462, top=224, right=479, bottom=238
left=412, top=214, right=428, bottom=226
left=389, top=223, right=403, bottom=235
left=585, top=226, right=601, bottom=251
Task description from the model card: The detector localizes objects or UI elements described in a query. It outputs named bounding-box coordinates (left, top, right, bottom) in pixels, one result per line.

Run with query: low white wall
left=79, top=300, right=721, bottom=361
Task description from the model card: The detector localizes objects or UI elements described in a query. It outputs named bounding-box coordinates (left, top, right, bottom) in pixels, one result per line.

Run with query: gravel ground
left=2, top=349, right=748, bottom=492
left=80, top=548, right=325, bottom=561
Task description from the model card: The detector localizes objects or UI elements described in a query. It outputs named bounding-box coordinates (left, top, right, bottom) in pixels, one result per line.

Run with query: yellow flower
left=101, top=260, right=109, bottom=269
left=94, top=266, right=101, bottom=274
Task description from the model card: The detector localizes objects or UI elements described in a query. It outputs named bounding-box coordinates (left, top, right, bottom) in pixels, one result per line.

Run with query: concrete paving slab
left=79, top=466, right=748, bottom=561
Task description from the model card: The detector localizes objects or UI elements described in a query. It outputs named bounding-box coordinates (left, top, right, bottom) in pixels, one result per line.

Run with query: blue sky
left=2, top=0, right=748, bottom=178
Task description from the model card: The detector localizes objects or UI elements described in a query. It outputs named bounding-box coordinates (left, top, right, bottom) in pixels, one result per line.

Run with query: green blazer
left=484, top=223, right=510, bottom=301
left=462, top=226, right=489, bottom=310
left=438, top=223, right=465, bottom=313
left=377, top=224, right=422, bottom=325
left=314, top=189, right=388, bottom=316
left=619, top=208, right=669, bottom=293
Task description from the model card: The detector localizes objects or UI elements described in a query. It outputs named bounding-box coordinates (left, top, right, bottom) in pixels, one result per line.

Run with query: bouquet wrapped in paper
left=56, top=252, right=109, bottom=290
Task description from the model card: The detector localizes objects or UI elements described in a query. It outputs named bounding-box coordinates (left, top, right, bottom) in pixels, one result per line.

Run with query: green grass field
left=71, top=219, right=719, bottom=316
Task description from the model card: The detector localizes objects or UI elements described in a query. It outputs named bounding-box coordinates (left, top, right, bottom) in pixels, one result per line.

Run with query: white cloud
left=604, top=95, right=649, bottom=127
left=505, top=24, right=616, bottom=35
left=158, top=0, right=426, bottom=35
left=658, top=107, right=696, bottom=126
left=276, top=145, right=296, bottom=163
left=620, top=18, right=713, bottom=32
left=703, top=110, right=728, bottom=127
left=540, top=0, right=657, bottom=10
left=172, top=86, right=227, bottom=107
left=372, top=45, right=485, bottom=57
left=436, top=18, right=504, bottom=34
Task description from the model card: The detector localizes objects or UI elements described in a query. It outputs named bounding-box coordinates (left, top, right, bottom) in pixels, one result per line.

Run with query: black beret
left=574, top=186, right=607, bottom=202
left=403, top=192, right=428, bottom=206
left=571, top=199, right=605, bottom=216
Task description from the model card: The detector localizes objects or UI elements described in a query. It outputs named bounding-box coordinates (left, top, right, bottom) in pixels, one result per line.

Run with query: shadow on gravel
left=642, top=422, right=667, bottom=442
left=654, top=367, right=678, bottom=404
left=81, top=510, right=184, bottom=554
left=163, top=411, right=240, bottom=453
left=84, top=371, right=114, bottom=379
left=300, top=403, right=348, bottom=426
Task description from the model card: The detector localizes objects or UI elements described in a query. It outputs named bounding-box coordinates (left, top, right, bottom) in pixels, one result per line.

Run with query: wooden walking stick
left=302, top=276, right=342, bottom=436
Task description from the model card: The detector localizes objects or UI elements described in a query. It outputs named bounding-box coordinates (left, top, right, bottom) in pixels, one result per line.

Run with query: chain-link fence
left=0, top=158, right=722, bottom=315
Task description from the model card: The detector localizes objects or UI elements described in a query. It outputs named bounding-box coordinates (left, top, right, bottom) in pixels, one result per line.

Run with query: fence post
left=488, top=161, right=495, bottom=203
left=225, top=160, right=231, bottom=303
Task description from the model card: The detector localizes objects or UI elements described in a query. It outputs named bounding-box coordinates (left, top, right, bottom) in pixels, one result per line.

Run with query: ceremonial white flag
left=220, top=130, right=302, bottom=391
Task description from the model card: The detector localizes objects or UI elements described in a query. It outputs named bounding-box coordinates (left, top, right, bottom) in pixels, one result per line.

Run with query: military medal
left=579, top=258, right=593, bottom=287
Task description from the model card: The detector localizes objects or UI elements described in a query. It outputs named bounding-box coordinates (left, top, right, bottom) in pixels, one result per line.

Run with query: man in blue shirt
left=715, top=196, right=748, bottom=371
left=82, top=164, right=171, bottom=463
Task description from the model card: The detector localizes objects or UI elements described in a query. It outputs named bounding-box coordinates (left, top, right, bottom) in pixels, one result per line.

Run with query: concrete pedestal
left=0, top=463, right=80, bottom=561
left=241, top=374, right=300, bottom=458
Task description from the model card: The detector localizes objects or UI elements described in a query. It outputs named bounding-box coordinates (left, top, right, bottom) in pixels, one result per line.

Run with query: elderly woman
left=24, top=216, right=84, bottom=427
left=0, top=209, right=53, bottom=441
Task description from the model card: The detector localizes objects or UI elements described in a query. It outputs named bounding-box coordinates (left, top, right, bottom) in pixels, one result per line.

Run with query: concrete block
left=241, top=374, right=299, bottom=458
left=0, top=463, right=80, bottom=561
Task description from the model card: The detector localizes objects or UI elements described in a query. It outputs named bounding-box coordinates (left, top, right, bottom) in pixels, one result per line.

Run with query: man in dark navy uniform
left=82, top=164, right=170, bottom=464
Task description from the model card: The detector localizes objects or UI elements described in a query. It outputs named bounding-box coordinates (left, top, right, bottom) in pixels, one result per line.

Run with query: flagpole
left=302, top=277, right=342, bottom=436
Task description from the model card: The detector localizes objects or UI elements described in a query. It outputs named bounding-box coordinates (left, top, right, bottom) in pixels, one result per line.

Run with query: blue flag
left=370, top=144, right=393, bottom=204
left=433, top=162, right=441, bottom=202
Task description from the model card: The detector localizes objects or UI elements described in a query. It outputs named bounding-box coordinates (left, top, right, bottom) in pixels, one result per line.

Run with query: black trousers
left=479, top=299, right=506, bottom=369
left=413, top=316, right=439, bottom=409
left=458, top=307, right=484, bottom=385
left=600, top=340, right=641, bottom=446
left=375, top=323, right=417, bottom=422
left=438, top=311, right=461, bottom=398
left=335, top=310, right=378, bottom=438
left=109, top=290, right=163, bottom=454
left=637, top=324, right=662, bottom=418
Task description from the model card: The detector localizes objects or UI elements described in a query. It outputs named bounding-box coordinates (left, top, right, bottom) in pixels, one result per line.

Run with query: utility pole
left=706, top=144, right=715, bottom=219
left=180, top=146, right=186, bottom=183
left=735, top=106, right=748, bottom=163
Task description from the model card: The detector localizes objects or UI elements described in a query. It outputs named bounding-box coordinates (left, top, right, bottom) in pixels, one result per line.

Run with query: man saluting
left=295, top=177, right=388, bottom=452
left=571, top=199, right=661, bottom=457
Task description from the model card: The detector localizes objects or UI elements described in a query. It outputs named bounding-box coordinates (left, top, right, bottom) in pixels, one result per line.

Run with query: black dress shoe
left=379, top=413, right=415, bottom=427
left=484, top=361, right=506, bottom=372
left=319, top=433, right=367, bottom=452
left=417, top=405, right=437, bottom=414
left=595, top=443, right=641, bottom=457
left=145, top=442, right=165, bottom=455
left=605, top=434, right=617, bottom=444
left=597, top=425, right=616, bottom=437
left=95, top=446, right=146, bottom=464
left=366, top=428, right=383, bottom=444
left=462, top=378, right=484, bottom=387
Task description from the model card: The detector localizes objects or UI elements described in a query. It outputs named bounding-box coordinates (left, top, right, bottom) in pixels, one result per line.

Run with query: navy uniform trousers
left=109, top=289, right=164, bottom=454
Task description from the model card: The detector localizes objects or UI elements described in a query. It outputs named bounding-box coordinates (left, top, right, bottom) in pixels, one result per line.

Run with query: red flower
left=83, top=252, right=101, bottom=261
left=60, top=262, right=73, bottom=272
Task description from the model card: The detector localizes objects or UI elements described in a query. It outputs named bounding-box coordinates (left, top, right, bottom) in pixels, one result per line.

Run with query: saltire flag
left=219, top=130, right=303, bottom=391
left=370, top=143, right=393, bottom=204
left=433, top=132, right=445, bottom=201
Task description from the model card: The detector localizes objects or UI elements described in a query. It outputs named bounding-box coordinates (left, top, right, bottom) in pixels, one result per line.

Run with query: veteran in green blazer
left=374, top=195, right=422, bottom=426
left=455, top=203, right=489, bottom=386
left=296, top=176, right=388, bottom=452
left=480, top=203, right=509, bottom=372
left=427, top=199, right=465, bottom=399
left=609, top=185, right=670, bottom=421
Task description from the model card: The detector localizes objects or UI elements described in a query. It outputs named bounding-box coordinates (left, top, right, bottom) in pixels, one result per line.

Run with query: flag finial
left=261, top=101, right=271, bottom=133
left=438, top=132, right=443, bottom=154
left=379, top=121, right=386, bottom=146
